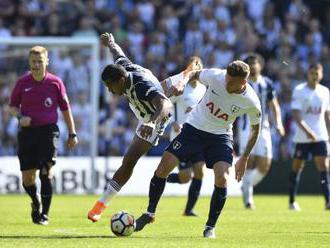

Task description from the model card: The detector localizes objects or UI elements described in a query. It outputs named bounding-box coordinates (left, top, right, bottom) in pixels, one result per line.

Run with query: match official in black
left=9, top=46, right=78, bottom=225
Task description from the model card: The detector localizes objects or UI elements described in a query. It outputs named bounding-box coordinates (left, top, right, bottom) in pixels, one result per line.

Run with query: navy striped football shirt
left=115, top=56, right=166, bottom=122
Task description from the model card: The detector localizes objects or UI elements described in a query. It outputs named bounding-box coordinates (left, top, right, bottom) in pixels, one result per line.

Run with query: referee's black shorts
left=17, top=124, right=60, bottom=171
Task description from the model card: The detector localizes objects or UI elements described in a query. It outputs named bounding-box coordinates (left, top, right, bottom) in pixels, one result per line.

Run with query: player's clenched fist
left=100, top=32, right=115, bottom=47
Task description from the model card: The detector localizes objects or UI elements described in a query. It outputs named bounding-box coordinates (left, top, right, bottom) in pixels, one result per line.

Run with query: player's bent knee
left=214, top=176, right=227, bottom=188
left=179, top=172, right=191, bottom=183
left=156, top=152, right=179, bottom=178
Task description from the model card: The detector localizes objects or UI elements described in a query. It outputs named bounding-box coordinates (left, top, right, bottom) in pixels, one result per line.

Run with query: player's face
left=29, top=53, right=48, bottom=77
left=247, top=59, right=261, bottom=77
left=104, top=77, right=126, bottom=95
left=225, top=74, right=247, bottom=93
left=307, top=68, right=323, bottom=83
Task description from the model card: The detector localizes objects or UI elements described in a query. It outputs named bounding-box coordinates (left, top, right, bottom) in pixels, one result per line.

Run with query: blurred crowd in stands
left=0, top=0, right=330, bottom=160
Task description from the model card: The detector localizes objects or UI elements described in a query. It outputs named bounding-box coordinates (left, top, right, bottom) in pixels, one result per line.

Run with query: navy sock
left=185, top=178, right=202, bottom=213
left=166, top=173, right=180, bottom=183
left=206, top=186, right=227, bottom=228
left=147, top=175, right=166, bottom=214
left=23, top=184, right=40, bottom=208
left=40, top=176, right=53, bottom=216
left=289, top=171, right=301, bottom=204
left=320, top=171, right=330, bottom=204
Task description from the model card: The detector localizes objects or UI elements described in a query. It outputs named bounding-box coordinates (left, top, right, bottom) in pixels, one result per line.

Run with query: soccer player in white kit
left=135, top=61, right=262, bottom=238
left=289, top=63, right=330, bottom=211
left=166, top=56, right=207, bottom=216
left=239, top=53, right=285, bottom=209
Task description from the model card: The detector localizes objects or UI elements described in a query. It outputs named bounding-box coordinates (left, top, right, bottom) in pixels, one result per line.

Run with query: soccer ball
left=110, top=211, right=135, bottom=237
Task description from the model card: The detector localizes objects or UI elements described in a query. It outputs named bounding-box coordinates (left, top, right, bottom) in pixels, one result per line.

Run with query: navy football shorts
left=293, top=141, right=329, bottom=160
left=166, top=124, right=233, bottom=169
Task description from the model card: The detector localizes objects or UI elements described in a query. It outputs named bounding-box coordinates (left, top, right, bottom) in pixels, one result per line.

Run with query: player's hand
left=67, top=136, right=78, bottom=149
left=276, top=124, right=285, bottom=137
left=168, top=81, right=185, bottom=97
left=19, top=116, right=32, bottom=127
left=100, top=32, right=115, bottom=47
left=139, top=122, right=155, bottom=139
left=235, top=156, right=248, bottom=182
left=172, top=122, right=182, bottom=133
left=306, top=131, right=317, bottom=142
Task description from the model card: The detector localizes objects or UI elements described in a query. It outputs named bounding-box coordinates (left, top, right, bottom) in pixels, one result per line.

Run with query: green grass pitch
left=0, top=195, right=329, bottom=248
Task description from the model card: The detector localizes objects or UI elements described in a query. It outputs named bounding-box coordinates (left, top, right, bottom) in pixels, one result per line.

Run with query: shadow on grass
left=0, top=235, right=203, bottom=240
left=0, top=235, right=115, bottom=239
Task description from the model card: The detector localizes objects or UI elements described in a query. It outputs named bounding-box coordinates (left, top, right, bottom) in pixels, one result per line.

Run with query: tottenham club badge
left=172, top=141, right=182, bottom=150
left=231, top=104, right=240, bottom=113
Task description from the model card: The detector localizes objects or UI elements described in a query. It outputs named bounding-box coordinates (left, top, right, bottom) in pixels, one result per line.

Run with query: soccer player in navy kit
left=135, top=61, right=262, bottom=238
left=9, top=46, right=78, bottom=225
left=289, top=63, right=330, bottom=211
left=88, top=33, right=175, bottom=222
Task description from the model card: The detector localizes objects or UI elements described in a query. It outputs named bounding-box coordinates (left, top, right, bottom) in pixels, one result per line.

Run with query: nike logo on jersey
left=211, top=89, right=220, bottom=96
left=206, top=102, right=229, bottom=121
left=24, top=87, right=33, bottom=92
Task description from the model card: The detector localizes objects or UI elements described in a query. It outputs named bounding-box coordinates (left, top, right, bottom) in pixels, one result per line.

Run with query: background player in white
left=288, top=63, right=330, bottom=211
left=135, top=61, right=262, bottom=238
left=239, top=53, right=285, bottom=209
left=166, top=56, right=207, bottom=216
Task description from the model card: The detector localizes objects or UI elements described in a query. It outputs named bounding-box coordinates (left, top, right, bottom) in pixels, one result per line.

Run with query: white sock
left=251, top=169, right=265, bottom=187
left=99, top=179, right=121, bottom=206
left=242, top=169, right=254, bottom=204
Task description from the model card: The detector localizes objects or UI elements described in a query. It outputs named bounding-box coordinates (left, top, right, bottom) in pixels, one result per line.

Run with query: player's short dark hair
left=243, top=53, right=265, bottom=68
left=308, top=63, right=323, bottom=71
left=227, top=60, right=250, bottom=79
left=101, top=64, right=128, bottom=84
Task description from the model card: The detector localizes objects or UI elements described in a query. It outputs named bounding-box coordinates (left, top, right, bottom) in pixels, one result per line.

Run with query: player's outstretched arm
left=269, top=98, right=285, bottom=136
left=167, top=70, right=202, bottom=97
left=235, top=123, right=260, bottom=182
left=100, top=32, right=126, bottom=61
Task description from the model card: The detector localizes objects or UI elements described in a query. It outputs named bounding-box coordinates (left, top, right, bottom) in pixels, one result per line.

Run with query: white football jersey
left=168, top=73, right=206, bottom=140
left=187, top=69, right=262, bottom=135
left=291, top=83, right=330, bottom=143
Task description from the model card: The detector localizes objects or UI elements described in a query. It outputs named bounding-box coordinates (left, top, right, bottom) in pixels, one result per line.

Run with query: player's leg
left=184, top=160, right=204, bottom=216
left=37, top=124, right=59, bottom=225
left=135, top=151, right=179, bottom=231
left=313, top=156, right=330, bottom=208
left=241, top=155, right=256, bottom=208
left=242, top=129, right=272, bottom=209
left=22, top=169, right=42, bottom=223
left=203, top=134, right=233, bottom=238
left=38, top=165, right=54, bottom=225
left=204, top=161, right=230, bottom=238
left=18, top=128, right=42, bottom=224
left=167, top=163, right=192, bottom=183
left=312, top=141, right=330, bottom=209
left=289, top=143, right=308, bottom=211
left=135, top=123, right=202, bottom=231
left=288, top=159, right=304, bottom=211
left=88, top=135, right=152, bottom=222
